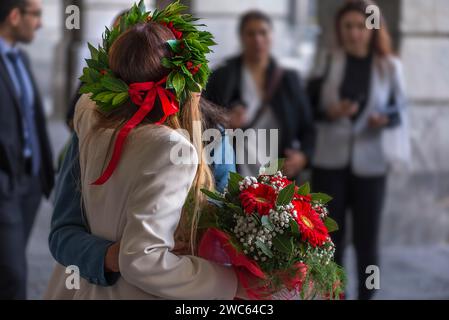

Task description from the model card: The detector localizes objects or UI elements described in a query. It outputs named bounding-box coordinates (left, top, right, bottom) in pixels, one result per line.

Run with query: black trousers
left=312, top=167, right=386, bottom=300
left=0, top=174, right=42, bottom=299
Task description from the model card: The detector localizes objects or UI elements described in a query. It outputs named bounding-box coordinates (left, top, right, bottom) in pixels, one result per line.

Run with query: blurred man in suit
left=0, top=0, right=54, bottom=299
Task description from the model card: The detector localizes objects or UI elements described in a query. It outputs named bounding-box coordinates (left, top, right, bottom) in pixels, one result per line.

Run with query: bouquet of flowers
left=199, top=163, right=345, bottom=300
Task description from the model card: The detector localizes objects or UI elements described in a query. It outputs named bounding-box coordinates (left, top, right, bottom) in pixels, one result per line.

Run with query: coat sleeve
left=203, top=60, right=238, bottom=109
left=289, top=71, right=316, bottom=162
left=119, top=135, right=238, bottom=299
left=203, top=67, right=227, bottom=107
left=48, top=134, right=120, bottom=286
left=385, top=57, right=407, bottom=128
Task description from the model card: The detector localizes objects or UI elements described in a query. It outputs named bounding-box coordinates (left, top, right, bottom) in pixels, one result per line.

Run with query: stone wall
left=401, top=0, right=449, bottom=173
left=388, top=0, right=449, bottom=245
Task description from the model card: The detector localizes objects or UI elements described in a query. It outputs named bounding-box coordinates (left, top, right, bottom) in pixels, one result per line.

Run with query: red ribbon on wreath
left=91, top=77, right=179, bottom=185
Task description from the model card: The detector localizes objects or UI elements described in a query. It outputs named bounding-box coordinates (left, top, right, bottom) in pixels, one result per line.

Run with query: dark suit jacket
left=0, top=50, right=54, bottom=198
left=203, top=55, right=315, bottom=161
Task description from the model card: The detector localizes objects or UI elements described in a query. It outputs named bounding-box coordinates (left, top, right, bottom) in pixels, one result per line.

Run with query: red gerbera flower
left=239, top=184, right=276, bottom=216
left=293, top=200, right=328, bottom=247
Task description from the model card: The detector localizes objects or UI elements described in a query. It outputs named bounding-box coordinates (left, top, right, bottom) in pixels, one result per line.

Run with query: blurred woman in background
left=310, top=0, right=406, bottom=300
left=204, top=10, right=314, bottom=179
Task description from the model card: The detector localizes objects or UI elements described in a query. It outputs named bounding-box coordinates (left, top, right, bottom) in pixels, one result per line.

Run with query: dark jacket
left=204, top=55, right=315, bottom=161
left=0, top=50, right=54, bottom=198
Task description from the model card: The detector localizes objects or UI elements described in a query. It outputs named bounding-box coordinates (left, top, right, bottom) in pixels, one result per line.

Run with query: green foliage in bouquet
left=200, top=161, right=346, bottom=300
left=79, top=0, right=216, bottom=113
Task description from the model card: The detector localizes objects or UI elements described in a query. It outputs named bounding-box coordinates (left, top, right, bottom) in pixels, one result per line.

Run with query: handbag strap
left=246, top=66, right=285, bottom=129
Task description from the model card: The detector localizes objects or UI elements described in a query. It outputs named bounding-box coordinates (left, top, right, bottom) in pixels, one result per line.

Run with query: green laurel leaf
left=87, top=43, right=99, bottom=61
left=112, top=92, right=129, bottom=106
left=95, top=92, right=116, bottom=103
left=272, top=233, right=294, bottom=255
left=255, top=240, right=273, bottom=258
left=290, top=219, right=301, bottom=236
left=200, top=189, right=225, bottom=202
left=186, top=79, right=201, bottom=92
left=79, top=83, right=103, bottom=95
left=172, top=72, right=185, bottom=97
left=324, top=216, right=339, bottom=233
left=167, top=39, right=182, bottom=53
left=311, top=193, right=333, bottom=204
left=224, top=202, right=244, bottom=215
left=161, top=57, right=175, bottom=69
left=227, top=172, right=244, bottom=196
left=297, top=182, right=311, bottom=196
left=138, top=0, right=146, bottom=13
left=276, top=182, right=295, bottom=206
left=101, top=77, right=128, bottom=93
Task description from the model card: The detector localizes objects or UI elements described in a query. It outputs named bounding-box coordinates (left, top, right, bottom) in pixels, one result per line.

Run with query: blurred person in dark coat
left=204, top=10, right=314, bottom=179
left=0, top=0, right=54, bottom=299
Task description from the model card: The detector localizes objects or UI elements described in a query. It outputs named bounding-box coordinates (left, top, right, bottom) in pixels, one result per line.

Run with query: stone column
left=51, top=0, right=83, bottom=120
left=392, top=0, right=449, bottom=244
left=400, top=0, right=449, bottom=174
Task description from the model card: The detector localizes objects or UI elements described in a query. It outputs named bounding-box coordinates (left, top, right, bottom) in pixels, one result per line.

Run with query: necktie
left=6, top=51, right=41, bottom=176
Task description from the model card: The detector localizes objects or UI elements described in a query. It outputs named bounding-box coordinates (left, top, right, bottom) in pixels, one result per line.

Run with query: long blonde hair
left=166, top=97, right=215, bottom=254
left=92, top=22, right=214, bottom=254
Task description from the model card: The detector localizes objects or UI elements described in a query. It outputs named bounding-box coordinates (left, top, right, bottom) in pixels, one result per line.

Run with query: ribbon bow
left=91, top=77, right=179, bottom=185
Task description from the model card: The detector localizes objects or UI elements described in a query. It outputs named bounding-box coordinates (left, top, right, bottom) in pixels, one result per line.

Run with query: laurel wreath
left=79, top=0, right=216, bottom=112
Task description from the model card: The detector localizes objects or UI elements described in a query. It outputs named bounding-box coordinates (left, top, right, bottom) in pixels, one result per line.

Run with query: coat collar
left=223, top=54, right=280, bottom=103
left=226, top=55, right=279, bottom=79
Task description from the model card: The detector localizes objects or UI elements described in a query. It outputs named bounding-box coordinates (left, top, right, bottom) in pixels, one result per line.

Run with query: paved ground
left=25, top=121, right=449, bottom=300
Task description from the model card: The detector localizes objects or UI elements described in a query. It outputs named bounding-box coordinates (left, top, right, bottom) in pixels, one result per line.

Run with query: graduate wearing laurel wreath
left=45, top=1, right=254, bottom=299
